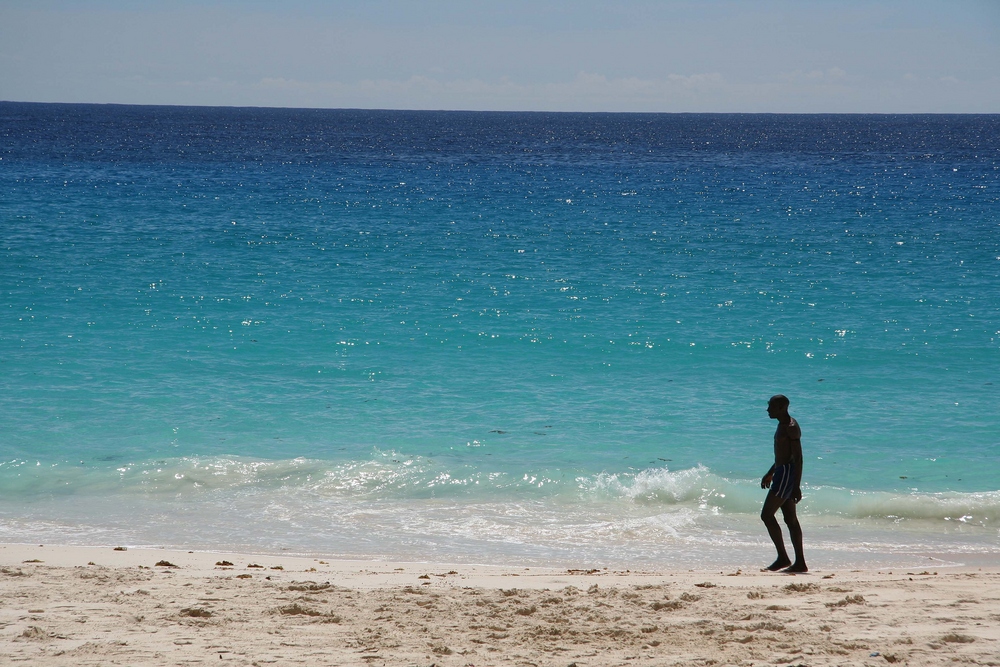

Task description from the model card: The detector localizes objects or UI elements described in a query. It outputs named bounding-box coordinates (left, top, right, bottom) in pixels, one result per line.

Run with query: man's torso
left=773, top=417, right=801, bottom=466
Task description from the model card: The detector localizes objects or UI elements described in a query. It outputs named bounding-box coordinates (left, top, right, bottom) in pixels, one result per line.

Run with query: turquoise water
left=1, top=104, right=998, bottom=567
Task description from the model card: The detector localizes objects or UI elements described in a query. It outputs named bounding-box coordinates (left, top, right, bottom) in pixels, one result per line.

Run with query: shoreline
left=2, top=543, right=998, bottom=665
left=1, top=541, right=996, bottom=574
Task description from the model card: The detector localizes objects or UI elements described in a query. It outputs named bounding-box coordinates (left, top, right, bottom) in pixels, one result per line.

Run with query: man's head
left=767, top=394, right=790, bottom=419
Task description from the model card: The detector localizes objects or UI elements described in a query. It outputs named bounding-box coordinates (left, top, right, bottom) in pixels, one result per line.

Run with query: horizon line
left=3, top=100, right=998, bottom=116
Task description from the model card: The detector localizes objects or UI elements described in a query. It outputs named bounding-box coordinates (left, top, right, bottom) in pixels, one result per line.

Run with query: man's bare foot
left=763, top=557, right=791, bottom=571
left=782, top=562, right=808, bottom=573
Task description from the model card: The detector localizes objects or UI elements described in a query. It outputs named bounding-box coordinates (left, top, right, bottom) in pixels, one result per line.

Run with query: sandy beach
left=0, top=544, right=997, bottom=666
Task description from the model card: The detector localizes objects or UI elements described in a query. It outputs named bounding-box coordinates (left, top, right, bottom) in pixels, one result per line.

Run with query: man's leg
left=779, top=501, right=807, bottom=573
left=760, top=492, right=790, bottom=571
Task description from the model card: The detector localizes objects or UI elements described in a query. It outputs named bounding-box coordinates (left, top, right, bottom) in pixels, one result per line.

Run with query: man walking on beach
left=760, top=394, right=807, bottom=572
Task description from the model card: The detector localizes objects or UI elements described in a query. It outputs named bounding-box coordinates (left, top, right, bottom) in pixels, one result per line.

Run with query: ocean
left=1, top=103, right=998, bottom=569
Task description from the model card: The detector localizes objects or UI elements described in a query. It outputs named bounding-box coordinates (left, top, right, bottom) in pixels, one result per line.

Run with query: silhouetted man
left=760, top=394, right=807, bottom=572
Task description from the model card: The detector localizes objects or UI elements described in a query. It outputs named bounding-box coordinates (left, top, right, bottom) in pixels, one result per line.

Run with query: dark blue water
left=1, top=103, right=998, bottom=567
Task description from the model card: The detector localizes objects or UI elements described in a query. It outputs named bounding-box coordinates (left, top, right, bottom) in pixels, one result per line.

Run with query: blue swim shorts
left=770, top=464, right=797, bottom=500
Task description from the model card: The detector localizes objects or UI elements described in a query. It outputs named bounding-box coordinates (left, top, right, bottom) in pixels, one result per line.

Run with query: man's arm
left=791, top=440, right=803, bottom=503
left=761, top=464, right=775, bottom=489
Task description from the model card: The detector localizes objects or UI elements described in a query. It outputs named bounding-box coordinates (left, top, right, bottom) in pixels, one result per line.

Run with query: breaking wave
left=2, top=454, right=997, bottom=526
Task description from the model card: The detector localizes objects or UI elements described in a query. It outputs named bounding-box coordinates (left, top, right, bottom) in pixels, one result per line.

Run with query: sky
left=1, top=0, right=999, bottom=112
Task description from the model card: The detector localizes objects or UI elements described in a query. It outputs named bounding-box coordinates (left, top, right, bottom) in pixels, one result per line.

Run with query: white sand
left=1, top=543, right=997, bottom=666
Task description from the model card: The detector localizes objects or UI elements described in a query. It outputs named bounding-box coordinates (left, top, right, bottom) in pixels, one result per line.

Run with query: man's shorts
left=771, top=464, right=796, bottom=501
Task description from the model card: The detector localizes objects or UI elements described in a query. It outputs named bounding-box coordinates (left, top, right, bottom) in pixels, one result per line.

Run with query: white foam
left=1, top=456, right=998, bottom=569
